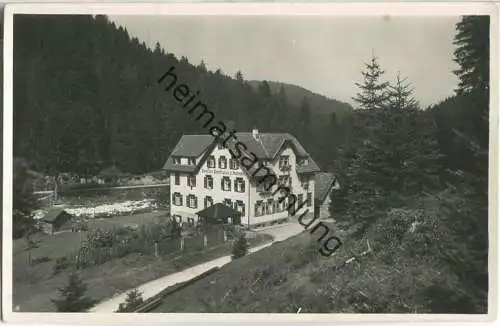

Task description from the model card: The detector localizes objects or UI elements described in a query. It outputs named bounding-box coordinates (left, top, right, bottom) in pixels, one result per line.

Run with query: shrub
left=117, top=289, right=144, bottom=312
left=231, top=235, right=249, bottom=260
left=53, top=257, right=70, bottom=275
left=31, top=256, right=51, bottom=265
left=51, top=272, right=97, bottom=312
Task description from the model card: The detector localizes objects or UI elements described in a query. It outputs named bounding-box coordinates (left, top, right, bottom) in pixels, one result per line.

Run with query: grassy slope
left=13, top=227, right=272, bottom=312
left=151, top=201, right=463, bottom=313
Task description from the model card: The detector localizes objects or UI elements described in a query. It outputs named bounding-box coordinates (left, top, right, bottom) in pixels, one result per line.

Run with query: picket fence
left=62, top=228, right=228, bottom=269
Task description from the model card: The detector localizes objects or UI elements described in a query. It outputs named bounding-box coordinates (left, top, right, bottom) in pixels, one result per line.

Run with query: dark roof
left=314, top=172, right=337, bottom=205
left=98, top=165, right=123, bottom=177
left=196, top=203, right=242, bottom=219
left=163, top=132, right=320, bottom=175
left=170, top=135, right=214, bottom=157
left=43, top=208, right=71, bottom=223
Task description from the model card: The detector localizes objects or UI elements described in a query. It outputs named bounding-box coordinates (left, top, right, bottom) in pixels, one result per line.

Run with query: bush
left=231, top=235, right=249, bottom=260
left=53, top=257, right=70, bottom=275
left=31, top=256, right=51, bottom=265
left=51, top=272, right=97, bottom=312
left=117, top=289, right=144, bottom=312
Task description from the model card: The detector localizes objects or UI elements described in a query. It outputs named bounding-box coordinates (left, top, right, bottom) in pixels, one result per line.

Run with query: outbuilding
left=314, top=173, right=340, bottom=220
left=196, top=203, right=243, bottom=226
left=40, top=208, right=74, bottom=235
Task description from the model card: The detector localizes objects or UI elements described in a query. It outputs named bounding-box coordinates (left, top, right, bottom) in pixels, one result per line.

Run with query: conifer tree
left=52, top=272, right=97, bottom=312
left=352, top=54, right=389, bottom=110
left=235, top=70, right=244, bottom=82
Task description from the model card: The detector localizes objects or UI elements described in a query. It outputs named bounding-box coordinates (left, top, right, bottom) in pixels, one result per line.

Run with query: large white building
left=163, top=129, right=321, bottom=228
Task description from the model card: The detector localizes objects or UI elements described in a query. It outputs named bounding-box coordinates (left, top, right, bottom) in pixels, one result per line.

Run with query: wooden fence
left=63, top=228, right=228, bottom=269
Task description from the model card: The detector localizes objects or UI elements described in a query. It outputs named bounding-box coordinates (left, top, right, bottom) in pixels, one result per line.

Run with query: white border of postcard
left=3, top=2, right=500, bottom=325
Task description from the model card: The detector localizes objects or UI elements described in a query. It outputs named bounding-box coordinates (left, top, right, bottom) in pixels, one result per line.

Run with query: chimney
left=252, top=128, right=259, bottom=140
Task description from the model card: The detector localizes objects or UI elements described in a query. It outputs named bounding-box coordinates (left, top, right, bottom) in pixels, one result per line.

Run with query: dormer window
left=207, top=156, right=215, bottom=168
left=188, top=158, right=196, bottom=165
left=219, top=156, right=227, bottom=169
left=299, top=158, right=308, bottom=165
left=279, top=156, right=290, bottom=170
left=217, top=143, right=225, bottom=150
left=173, top=157, right=181, bottom=165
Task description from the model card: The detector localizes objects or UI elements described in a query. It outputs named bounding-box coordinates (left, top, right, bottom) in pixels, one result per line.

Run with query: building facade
left=163, top=130, right=321, bottom=228
left=313, top=172, right=340, bottom=220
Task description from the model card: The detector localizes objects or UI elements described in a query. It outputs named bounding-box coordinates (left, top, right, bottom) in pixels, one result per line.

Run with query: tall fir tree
left=352, top=54, right=390, bottom=110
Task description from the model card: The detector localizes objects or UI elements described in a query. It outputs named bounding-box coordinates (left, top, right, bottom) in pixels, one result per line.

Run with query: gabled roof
left=163, top=132, right=321, bottom=175
left=43, top=208, right=71, bottom=223
left=170, top=135, right=215, bottom=157
left=314, top=172, right=338, bottom=205
left=196, top=203, right=242, bottom=219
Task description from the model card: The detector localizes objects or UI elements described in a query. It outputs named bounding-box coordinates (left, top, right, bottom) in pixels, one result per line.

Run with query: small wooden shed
left=196, top=203, right=242, bottom=226
left=40, top=208, right=74, bottom=235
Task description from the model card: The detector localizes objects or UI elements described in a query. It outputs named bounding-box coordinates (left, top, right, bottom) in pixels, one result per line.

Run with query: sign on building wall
left=201, top=169, right=244, bottom=176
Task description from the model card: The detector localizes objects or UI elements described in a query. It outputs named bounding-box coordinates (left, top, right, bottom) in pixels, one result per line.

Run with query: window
left=187, top=195, right=198, bottom=209
left=266, top=199, right=274, bottom=215
left=173, top=215, right=182, bottom=223
left=230, top=158, right=240, bottom=170
left=279, top=155, right=290, bottom=169
left=301, top=177, right=309, bottom=190
left=307, top=193, right=312, bottom=207
left=221, top=176, right=231, bottom=191
left=204, top=196, right=213, bottom=208
left=234, top=178, right=245, bottom=192
left=188, top=217, right=195, bottom=226
left=188, top=157, right=196, bottom=166
left=218, top=156, right=227, bottom=169
left=172, top=193, right=183, bottom=206
left=273, top=200, right=280, bottom=213
left=224, top=198, right=232, bottom=207
left=174, top=173, right=180, bottom=185
left=217, top=143, right=225, bottom=150
left=278, top=175, right=290, bottom=186
left=207, top=156, right=216, bottom=168
left=302, top=158, right=309, bottom=165
left=255, top=200, right=264, bottom=217
left=235, top=200, right=245, bottom=216
left=187, top=175, right=196, bottom=187
left=173, top=157, right=181, bottom=165
left=204, top=175, right=213, bottom=189
left=297, top=194, right=304, bottom=207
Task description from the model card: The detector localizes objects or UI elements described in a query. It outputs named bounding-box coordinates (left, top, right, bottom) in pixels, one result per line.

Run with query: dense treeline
left=329, top=15, right=489, bottom=312
left=13, top=14, right=351, bottom=177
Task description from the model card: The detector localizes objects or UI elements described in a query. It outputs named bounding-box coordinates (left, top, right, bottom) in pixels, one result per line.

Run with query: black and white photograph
left=2, top=2, right=497, bottom=321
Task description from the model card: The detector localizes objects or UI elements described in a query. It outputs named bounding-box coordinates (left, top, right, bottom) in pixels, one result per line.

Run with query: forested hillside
left=247, top=80, right=353, bottom=122
left=14, top=15, right=348, bottom=176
